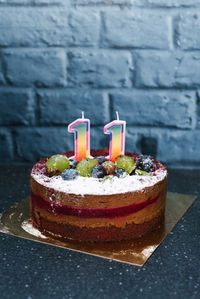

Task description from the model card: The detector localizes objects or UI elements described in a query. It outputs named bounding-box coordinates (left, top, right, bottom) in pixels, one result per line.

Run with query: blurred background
left=0, top=0, right=200, bottom=168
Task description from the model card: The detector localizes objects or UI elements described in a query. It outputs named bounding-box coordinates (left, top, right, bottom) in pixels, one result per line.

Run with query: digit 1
left=68, top=118, right=91, bottom=162
left=104, top=121, right=126, bottom=162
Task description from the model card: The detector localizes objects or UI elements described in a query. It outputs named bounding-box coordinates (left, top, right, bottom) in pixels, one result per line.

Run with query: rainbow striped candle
left=104, top=112, right=126, bottom=162
left=68, top=112, right=91, bottom=162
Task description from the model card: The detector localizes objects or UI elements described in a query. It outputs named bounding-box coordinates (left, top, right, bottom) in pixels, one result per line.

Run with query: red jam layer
left=31, top=191, right=159, bottom=219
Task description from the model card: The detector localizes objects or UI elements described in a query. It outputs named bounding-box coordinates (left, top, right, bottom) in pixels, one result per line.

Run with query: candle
left=68, top=112, right=91, bottom=162
left=104, top=111, right=126, bottom=162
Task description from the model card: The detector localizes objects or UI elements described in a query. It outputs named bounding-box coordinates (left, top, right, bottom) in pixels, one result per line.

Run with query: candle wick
left=116, top=111, right=119, bottom=120
left=82, top=111, right=84, bottom=119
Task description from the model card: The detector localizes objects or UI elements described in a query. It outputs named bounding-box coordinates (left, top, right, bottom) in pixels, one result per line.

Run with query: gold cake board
left=0, top=192, right=197, bottom=267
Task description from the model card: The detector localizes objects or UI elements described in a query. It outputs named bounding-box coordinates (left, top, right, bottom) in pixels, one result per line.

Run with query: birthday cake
left=30, top=149, right=167, bottom=242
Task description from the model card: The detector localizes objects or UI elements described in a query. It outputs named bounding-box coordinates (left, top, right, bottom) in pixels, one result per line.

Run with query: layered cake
left=30, top=149, right=167, bottom=242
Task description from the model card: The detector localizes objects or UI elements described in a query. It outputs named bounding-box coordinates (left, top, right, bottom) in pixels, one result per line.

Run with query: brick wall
left=1, top=0, right=200, bottom=168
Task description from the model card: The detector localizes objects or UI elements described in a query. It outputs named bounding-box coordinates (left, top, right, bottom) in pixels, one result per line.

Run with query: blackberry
left=69, top=159, right=78, bottom=169
left=91, top=165, right=106, bottom=178
left=135, top=155, right=155, bottom=173
left=94, top=156, right=107, bottom=164
left=115, top=168, right=127, bottom=178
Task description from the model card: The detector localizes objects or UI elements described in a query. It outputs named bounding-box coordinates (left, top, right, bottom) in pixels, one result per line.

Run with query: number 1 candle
left=104, top=111, right=126, bottom=162
left=68, top=112, right=91, bottom=162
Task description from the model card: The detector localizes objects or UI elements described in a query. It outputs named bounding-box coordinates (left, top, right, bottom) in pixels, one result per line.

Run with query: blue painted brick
left=0, top=0, right=199, bottom=168
left=126, top=127, right=200, bottom=167
left=125, top=127, right=144, bottom=153
left=134, top=51, right=200, bottom=88
left=162, top=52, right=200, bottom=87
left=0, top=129, right=13, bottom=163
left=176, top=13, right=200, bottom=50
left=147, top=0, right=200, bottom=7
left=15, top=127, right=74, bottom=162
left=0, top=7, right=69, bottom=47
left=197, top=91, right=200, bottom=129
left=73, top=0, right=140, bottom=4
left=0, top=58, right=5, bottom=85
left=102, top=10, right=171, bottom=49
left=156, top=129, right=200, bottom=166
left=90, top=126, right=108, bottom=149
left=1, top=0, right=66, bottom=3
left=68, top=50, right=133, bottom=87
left=15, top=126, right=110, bottom=162
left=133, top=51, right=175, bottom=87
left=69, top=9, right=100, bottom=47
left=124, top=127, right=160, bottom=155
left=110, top=90, right=196, bottom=129
left=3, top=49, right=67, bottom=87
left=38, top=89, right=110, bottom=125
left=0, top=88, right=35, bottom=125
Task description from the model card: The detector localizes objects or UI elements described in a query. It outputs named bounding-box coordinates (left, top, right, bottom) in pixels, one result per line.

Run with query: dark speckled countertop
left=0, top=167, right=200, bottom=299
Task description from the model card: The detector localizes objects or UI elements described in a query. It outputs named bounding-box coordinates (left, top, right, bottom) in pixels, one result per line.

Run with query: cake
left=30, top=149, right=167, bottom=242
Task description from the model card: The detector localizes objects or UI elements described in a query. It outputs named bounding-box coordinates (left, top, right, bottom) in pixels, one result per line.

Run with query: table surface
left=0, top=167, right=199, bottom=299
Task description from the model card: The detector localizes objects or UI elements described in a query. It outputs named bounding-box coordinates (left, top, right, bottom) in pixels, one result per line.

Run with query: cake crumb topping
left=31, top=168, right=167, bottom=196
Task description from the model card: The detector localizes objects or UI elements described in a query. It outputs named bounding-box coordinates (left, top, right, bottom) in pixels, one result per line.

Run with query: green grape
left=76, top=158, right=98, bottom=177
left=135, top=169, right=150, bottom=176
left=116, top=155, right=135, bottom=174
left=46, top=154, right=70, bottom=175
left=102, top=161, right=116, bottom=175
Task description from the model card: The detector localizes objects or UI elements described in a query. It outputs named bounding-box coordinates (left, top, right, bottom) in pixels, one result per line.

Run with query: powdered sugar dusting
left=21, top=220, right=47, bottom=239
left=31, top=169, right=167, bottom=196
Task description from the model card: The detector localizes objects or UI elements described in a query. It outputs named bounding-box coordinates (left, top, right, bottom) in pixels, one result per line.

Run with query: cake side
left=31, top=177, right=167, bottom=227
left=30, top=150, right=167, bottom=242
left=32, top=213, right=165, bottom=242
